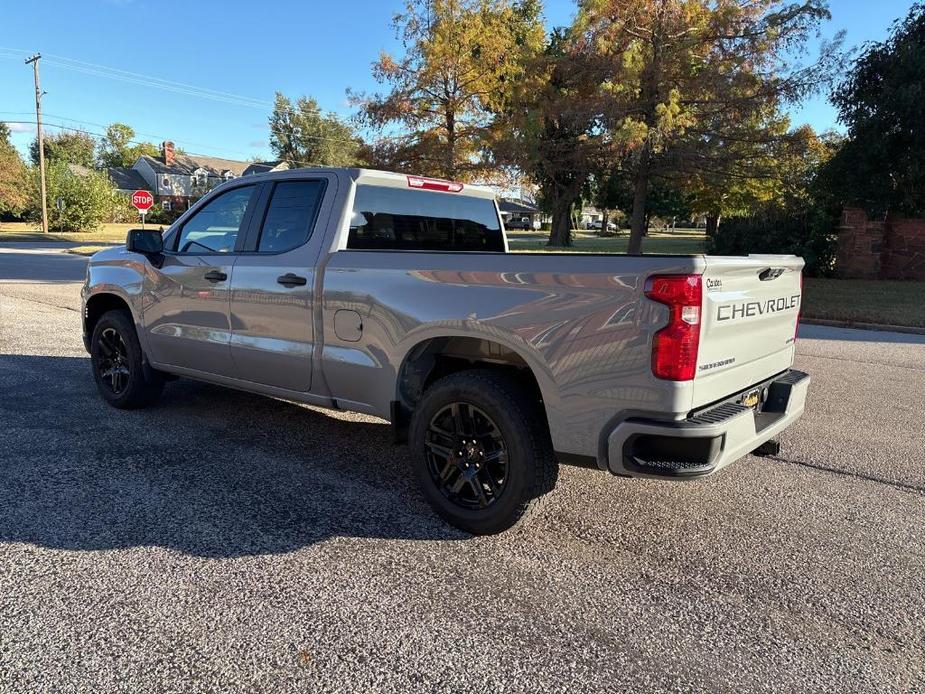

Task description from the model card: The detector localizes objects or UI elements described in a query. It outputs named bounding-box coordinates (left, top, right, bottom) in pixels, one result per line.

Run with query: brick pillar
left=835, top=208, right=884, bottom=279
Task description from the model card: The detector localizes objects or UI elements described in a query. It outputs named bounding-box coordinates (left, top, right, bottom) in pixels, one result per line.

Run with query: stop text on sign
left=131, top=190, right=154, bottom=212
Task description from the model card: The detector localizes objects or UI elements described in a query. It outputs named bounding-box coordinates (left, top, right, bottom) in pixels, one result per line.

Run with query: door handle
left=277, top=273, right=307, bottom=288
left=204, top=270, right=227, bottom=283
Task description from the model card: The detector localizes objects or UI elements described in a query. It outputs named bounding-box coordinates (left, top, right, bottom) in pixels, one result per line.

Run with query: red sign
left=131, top=190, right=154, bottom=212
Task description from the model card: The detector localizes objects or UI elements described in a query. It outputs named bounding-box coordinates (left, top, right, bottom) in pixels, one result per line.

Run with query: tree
left=574, top=0, right=842, bottom=254
left=604, top=168, right=689, bottom=233
left=30, top=129, right=96, bottom=168
left=351, top=0, right=545, bottom=181
left=269, top=93, right=363, bottom=167
left=494, top=26, right=605, bottom=246
left=690, top=122, right=837, bottom=236
left=588, top=169, right=623, bottom=234
left=0, top=123, right=28, bottom=218
left=824, top=3, right=925, bottom=216
left=25, top=161, right=117, bottom=232
left=642, top=176, right=689, bottom=229
left=97, top=123, right=159, bottom=168
left=684, top=110, right=789, bottom=236
left=707, top=126, right=843, bottom=275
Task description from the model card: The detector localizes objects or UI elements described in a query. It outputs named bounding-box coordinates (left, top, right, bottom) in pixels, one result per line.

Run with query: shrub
left=26, top=162, right=118, bottom=232
left=0, top=152, right=28, bottom=220
left=109, top=192, right=138, bottom=223
left=707, top=204, right=839, bottom=277
left=143, top=203, right=185, bottom=225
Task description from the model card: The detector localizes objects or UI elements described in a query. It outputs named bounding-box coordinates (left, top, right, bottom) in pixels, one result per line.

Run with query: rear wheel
left=409, top=370, right=558, bottom=534
left=90, top=309, right=164, bottom=409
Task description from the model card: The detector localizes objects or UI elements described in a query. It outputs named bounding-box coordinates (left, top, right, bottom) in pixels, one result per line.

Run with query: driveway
left=1, top=245, right=923, bottom=692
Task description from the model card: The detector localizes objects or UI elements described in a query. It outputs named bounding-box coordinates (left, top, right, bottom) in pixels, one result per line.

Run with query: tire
left=90, top=309, right=164, bottom=409
left=409, top=369, right=558, bottom=535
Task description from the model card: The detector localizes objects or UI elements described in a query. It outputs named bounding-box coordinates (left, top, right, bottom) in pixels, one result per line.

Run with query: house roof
left=139, top=153, right=250, bottom=177
left=107, top=167, right=149, bottom=191
left=242, top=160, right=289, bottom=176
left=498, top=198, right=539, bottom=215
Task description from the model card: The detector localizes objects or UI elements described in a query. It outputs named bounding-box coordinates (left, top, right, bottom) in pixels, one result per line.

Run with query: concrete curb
left=802, top=317, right=925, bottom=336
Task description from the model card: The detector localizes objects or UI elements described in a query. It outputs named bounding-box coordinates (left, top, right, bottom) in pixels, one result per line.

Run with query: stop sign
left=131, top=190, right=154, bottom=212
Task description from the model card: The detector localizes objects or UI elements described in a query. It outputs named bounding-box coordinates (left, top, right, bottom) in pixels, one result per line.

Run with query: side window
left=347, top=185, right=504, bottom=252
left=256, top=181, right=326, bottom=253
left=175, top=185, right=255, bottom=254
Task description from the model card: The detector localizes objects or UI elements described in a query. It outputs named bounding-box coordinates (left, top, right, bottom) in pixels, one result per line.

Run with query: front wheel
left=90, top=309, right=164, bottom=409
left=409, top=370, right=558, bottom=535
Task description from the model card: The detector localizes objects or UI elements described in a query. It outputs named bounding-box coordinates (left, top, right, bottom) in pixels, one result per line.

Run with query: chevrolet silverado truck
left=81, top=168, right=809, bottom=534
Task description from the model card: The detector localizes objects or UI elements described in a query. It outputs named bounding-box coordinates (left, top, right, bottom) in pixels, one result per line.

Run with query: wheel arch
left=392, top=333, right=557, bottom=443
left=84, top=291, right=136, bottom=346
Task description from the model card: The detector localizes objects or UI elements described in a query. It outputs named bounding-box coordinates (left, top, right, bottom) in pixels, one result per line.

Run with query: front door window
left=175, top=185, right=255, bottom=254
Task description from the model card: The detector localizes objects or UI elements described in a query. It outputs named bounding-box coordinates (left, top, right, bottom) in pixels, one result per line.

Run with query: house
left=498, top=198, right=542, bottom=229
left=128, top=141, right=255, bottom=212
left=579, top=205, right=604, bottom=229
left=106, top=144, right=289, bottom=214
left=242, top=161, right=289, bottom=176
left=107, top=166, right=149, bottom=194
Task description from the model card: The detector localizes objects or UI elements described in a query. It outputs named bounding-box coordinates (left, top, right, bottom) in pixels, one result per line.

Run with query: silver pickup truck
left=82, top=168, right=809, bottom=534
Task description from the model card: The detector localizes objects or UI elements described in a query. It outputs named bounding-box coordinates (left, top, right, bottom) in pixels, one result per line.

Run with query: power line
left=0, top=46, right=350, bottom=121
left=1, top=50, right=396, bottom=150
left=3, top=110, right=365, bottom=159
left=0, top=110, right=263, bottom=160
left=43, top=59, right=272, bottom=110
left=0, top=46, right=271, bottom=109
left=3, top=119, right=345, bottom=170
left=2, top=119, right=247, bottom=162
left=1, top=47, right=422, bottom=145
left=44, top=53, right=273, bottom=108
left=0, top=48, right=444, bottom=164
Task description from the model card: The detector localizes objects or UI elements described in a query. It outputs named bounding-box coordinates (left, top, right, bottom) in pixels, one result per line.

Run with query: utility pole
left=25, top=53, right=48, bottom=234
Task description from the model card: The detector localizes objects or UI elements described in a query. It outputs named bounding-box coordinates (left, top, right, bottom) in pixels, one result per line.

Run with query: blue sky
left=0, top=0, right=916, bottom=163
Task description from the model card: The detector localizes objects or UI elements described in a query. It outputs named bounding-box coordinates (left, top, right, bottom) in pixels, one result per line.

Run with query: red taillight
left=407, top=175, right=464, bottom=193
left=794, top=271, right=803, bottom=341
left=645, top=274, right=703, bottom=381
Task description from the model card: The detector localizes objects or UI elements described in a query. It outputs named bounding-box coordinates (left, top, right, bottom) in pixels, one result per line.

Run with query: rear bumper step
left=606, top=370, right=810, bottom=479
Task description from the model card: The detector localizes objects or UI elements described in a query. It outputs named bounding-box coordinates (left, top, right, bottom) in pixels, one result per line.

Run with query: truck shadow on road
left=0, top=354, right=465, bottom=556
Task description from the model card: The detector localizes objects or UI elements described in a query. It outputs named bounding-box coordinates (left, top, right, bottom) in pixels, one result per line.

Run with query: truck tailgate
left=693, top=255, right=804, bottom=409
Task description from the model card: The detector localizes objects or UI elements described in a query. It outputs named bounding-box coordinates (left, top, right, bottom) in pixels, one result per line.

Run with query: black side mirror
left=126, top=228, right=164, bottom=255
left=126, top=229, right=165, bottom=268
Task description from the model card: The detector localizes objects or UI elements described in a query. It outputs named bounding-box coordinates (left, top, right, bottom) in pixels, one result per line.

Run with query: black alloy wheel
left=409, top=369, right=559, bottom=535
left=90, top=309, right=164, bottom=409
left=424, top=402, right=509, bottom=510
left=96, top=327, right=131, bottom=395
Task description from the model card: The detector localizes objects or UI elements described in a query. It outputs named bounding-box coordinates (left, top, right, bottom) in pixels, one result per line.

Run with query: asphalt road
left=1, top=244, right=923, bottom=693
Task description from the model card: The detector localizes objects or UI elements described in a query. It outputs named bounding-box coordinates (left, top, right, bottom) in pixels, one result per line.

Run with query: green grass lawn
left=509, top=230, right=924, bottom=329
left=507, top=229, right=707, bottom=255
left=0, top=222, right=137, bottom=243
left=802, top=278, right=925, bottom=329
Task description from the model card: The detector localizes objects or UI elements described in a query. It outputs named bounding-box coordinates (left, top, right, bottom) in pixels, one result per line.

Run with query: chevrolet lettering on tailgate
left=716, top=294, right=801, bottom=322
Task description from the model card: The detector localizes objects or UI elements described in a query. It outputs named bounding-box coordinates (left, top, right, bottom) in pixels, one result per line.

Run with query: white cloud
left=3, top=122, right=33, bottom=133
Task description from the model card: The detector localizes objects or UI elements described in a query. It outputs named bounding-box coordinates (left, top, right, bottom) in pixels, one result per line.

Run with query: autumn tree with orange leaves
left=351, top=0, right=545, bottom=181
left=572, top=0, right=842, bottom=253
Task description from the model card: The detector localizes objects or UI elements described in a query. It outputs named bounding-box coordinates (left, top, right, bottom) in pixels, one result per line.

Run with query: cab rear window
left=347, top=185, right=504, bottom=252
